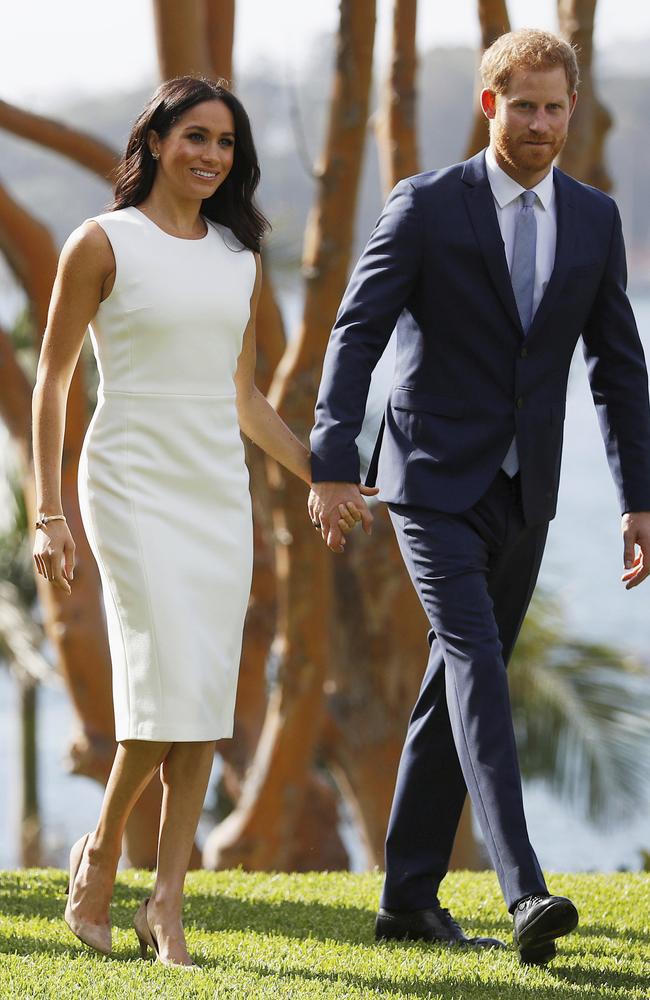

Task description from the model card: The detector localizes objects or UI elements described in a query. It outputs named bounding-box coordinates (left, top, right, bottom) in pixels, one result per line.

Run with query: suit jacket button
left=516, top=396, right=524, bottom=409
left=520, top=346, right=528, bottom=358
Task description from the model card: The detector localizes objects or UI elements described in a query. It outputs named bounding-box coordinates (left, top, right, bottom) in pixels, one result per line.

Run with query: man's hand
left=621, top=511, right=650, bottom=589
left=308, top=481, right=380, bottom=553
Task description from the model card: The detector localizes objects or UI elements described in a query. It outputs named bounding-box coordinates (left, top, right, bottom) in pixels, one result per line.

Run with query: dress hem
left=116, top=724, right=234, bottom=742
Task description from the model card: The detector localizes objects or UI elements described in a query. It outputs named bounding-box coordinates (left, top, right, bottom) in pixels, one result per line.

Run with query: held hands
left=621, top=511, right=650, bottom=589
left=33, top=521, right=76, bottom=595
left=308, top=481, right=380, bottom=553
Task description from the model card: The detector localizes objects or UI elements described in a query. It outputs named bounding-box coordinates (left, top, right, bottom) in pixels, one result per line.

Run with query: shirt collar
left=485, top=146, right=554, bottom=211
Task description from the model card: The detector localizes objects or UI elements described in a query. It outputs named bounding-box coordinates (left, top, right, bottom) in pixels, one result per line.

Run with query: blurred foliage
left=9, top=306, right=33, bottom=353
left=9, top=306, right=37, bottom=383
left=512, top=592, right=650, bottom=828
left=0, top=472, right=36, bottom=606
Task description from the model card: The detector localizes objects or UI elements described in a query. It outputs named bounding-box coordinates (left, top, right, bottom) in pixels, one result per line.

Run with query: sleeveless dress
left=78, top=207, right=256, bottom=741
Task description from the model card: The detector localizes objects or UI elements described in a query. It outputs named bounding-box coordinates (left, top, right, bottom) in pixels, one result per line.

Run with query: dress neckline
left=130, top=206, right=210, bottom=242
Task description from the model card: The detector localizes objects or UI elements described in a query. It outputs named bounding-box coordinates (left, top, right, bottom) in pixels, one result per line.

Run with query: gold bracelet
left=35, top=513, right=66, bottom=531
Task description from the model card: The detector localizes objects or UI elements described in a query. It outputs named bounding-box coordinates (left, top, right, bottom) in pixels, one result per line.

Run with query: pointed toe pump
left=133, top=898, right=199, bottom=969
left=64, top=833, right=112, bottom=956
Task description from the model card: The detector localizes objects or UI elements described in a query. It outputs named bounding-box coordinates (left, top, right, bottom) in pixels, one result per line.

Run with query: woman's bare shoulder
left=59, top=218, right=115, bottom=278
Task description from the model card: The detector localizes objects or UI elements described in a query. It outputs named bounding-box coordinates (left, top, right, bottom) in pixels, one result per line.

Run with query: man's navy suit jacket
left=310, top=150, right=650, bottom=525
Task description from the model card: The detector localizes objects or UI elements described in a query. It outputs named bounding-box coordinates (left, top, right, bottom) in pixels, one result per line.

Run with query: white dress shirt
left=485, top=145, right=557, bottom=318
left=485, top=147, right=557, bottom=475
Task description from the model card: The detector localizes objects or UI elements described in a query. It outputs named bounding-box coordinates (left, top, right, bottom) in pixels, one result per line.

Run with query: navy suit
left=310, top=150, right=650, bottom=909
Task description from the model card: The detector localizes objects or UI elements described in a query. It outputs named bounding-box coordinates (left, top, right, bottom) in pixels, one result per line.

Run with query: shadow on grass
left=0, top=934, right=630, bottom=1000
left=190, top=955, right=642, bottom=1000
left=547, top=960, right=650, bottom=996
left=570, top=922, right=650, bottom=945
left=0, top=929, right=123, bottom=962
left=1, top=875, right=647, bottom=998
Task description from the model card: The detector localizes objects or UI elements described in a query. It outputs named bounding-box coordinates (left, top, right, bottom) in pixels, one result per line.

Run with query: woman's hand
left=308, top=482, right=379, bottom=553
left=33, top=521, right=76, bottom=595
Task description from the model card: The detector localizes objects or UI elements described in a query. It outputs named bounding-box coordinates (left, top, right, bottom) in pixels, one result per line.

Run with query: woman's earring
left=151, top=151, right=160, bottom=160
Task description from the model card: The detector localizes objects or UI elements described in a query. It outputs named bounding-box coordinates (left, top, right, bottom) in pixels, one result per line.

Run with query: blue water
left=1, top=295, right=649, bottom=873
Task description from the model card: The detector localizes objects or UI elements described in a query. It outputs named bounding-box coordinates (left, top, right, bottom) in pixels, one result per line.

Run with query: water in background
left=1, top=295, right=649, bottom=873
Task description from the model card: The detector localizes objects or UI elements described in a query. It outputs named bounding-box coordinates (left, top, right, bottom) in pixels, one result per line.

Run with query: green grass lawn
left=0, top=869, right=647, bottom=999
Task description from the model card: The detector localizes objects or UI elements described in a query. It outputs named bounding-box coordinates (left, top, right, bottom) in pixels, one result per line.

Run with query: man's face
left=482, top=66, right=577, bottom=182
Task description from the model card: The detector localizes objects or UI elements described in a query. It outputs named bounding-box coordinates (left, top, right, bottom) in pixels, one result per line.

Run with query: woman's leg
left=69, top=740, right=171, bottom=925
left=146, top=740, right=215, bottom=964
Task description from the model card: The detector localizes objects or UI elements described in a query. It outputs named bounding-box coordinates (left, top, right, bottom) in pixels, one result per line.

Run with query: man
left=308, top=29, right=650, bottom=965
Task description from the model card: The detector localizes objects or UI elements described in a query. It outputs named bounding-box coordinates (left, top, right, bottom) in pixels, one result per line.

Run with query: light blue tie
left=502, top=190, right=537, bottom=476
left=510, top=189, right=537, bottom=331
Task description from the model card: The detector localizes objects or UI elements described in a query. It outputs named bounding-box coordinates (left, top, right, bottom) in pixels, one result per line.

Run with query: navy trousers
left=381, top=470, right=549, bottom=912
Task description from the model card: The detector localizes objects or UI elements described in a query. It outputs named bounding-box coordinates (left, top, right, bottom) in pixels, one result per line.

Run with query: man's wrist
left=310, top=450, right=360, bottom=486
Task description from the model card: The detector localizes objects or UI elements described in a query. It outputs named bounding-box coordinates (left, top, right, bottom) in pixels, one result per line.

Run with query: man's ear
left=480, top=88, right=497, bottom=120
left=568, top=91, right=578, bottom=118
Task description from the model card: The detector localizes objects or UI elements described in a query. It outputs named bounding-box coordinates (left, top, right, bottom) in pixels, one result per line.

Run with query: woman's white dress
left=78, top=207, right=255, bottom=741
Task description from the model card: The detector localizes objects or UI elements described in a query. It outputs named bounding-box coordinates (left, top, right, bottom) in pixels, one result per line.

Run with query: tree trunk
left=152, top=0, right=211, bottom=79
left=557, top=0, right=612, bottom=191
left=326, top=505, right=488, bottom=871
left=0, top=582, right=52, bottom=867
left=203, top=0, right=377, bottom=872
left=19, top=679, right=41, bottom=868
left=325, top=504, right=429, bottom=864
left=465, top=0, right=511, bottom=157
left=0, top=101, right=118, bottom=179
left=0, top=323, right=32, bottom=463
left=375, top=0, right=419, bottom=193
left=0, top=181, right=58, bottom=338
left=205, top=0, right=235, bottom=82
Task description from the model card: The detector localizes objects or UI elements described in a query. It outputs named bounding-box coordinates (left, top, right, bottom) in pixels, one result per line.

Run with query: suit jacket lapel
left=462, top=151, right=523, bottom=335
left=527, top=167, right=576, bottom=338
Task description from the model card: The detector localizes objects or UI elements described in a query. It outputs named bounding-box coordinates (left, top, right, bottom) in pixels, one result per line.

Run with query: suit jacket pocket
left=392, top=387, right=465, bottom=418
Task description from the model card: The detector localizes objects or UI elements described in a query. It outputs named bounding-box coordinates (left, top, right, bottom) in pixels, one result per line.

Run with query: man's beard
left=493, top=121, right=567, bottom=176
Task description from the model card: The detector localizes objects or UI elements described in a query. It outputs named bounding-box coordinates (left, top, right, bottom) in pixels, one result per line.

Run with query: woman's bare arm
left=32, top=220, right=114, bottom=592
left=234, top=255, right=311, bottom=485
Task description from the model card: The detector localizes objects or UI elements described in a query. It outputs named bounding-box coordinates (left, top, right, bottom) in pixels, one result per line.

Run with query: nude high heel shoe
left=64, top=833, right=112, bottom=955
left=133, top=898, right=198, bottom=968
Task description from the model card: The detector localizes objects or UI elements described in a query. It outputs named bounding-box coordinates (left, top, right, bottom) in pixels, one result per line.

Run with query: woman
left=32, top=76, right=362, bottom=968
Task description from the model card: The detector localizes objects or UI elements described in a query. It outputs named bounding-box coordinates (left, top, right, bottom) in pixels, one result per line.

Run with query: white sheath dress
left=78, top=207, right=256, bottom=741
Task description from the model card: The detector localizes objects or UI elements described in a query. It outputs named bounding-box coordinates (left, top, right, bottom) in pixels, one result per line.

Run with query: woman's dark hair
left=112, top=76, right=269, bottom=252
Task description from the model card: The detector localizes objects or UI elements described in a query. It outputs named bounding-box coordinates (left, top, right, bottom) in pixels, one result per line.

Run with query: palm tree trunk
left=375, top=0, right=419, bottom=193
left=152, top=0, right=211, bottom=79
left=557, top=0, right=612, bottom=190
left=465, top=0, right=511, bottom=157
left=205, top=0, right=235, bottom=81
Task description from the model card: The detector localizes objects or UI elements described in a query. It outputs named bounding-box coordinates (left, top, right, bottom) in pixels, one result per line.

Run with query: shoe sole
left=375, top=916, right=452, bottom=944
left=375, top=917, right=500, bottom=948
left=516, top=899, right=579, bottom=964
left=519, top=940, right=557, bottom=965
left=376, top=920, right=430, bottom=942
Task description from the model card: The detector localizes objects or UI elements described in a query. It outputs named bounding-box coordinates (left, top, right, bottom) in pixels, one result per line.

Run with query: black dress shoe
left=375, top=905, right=506, bottom=949
left=513, top=893, right=579, bottom=965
